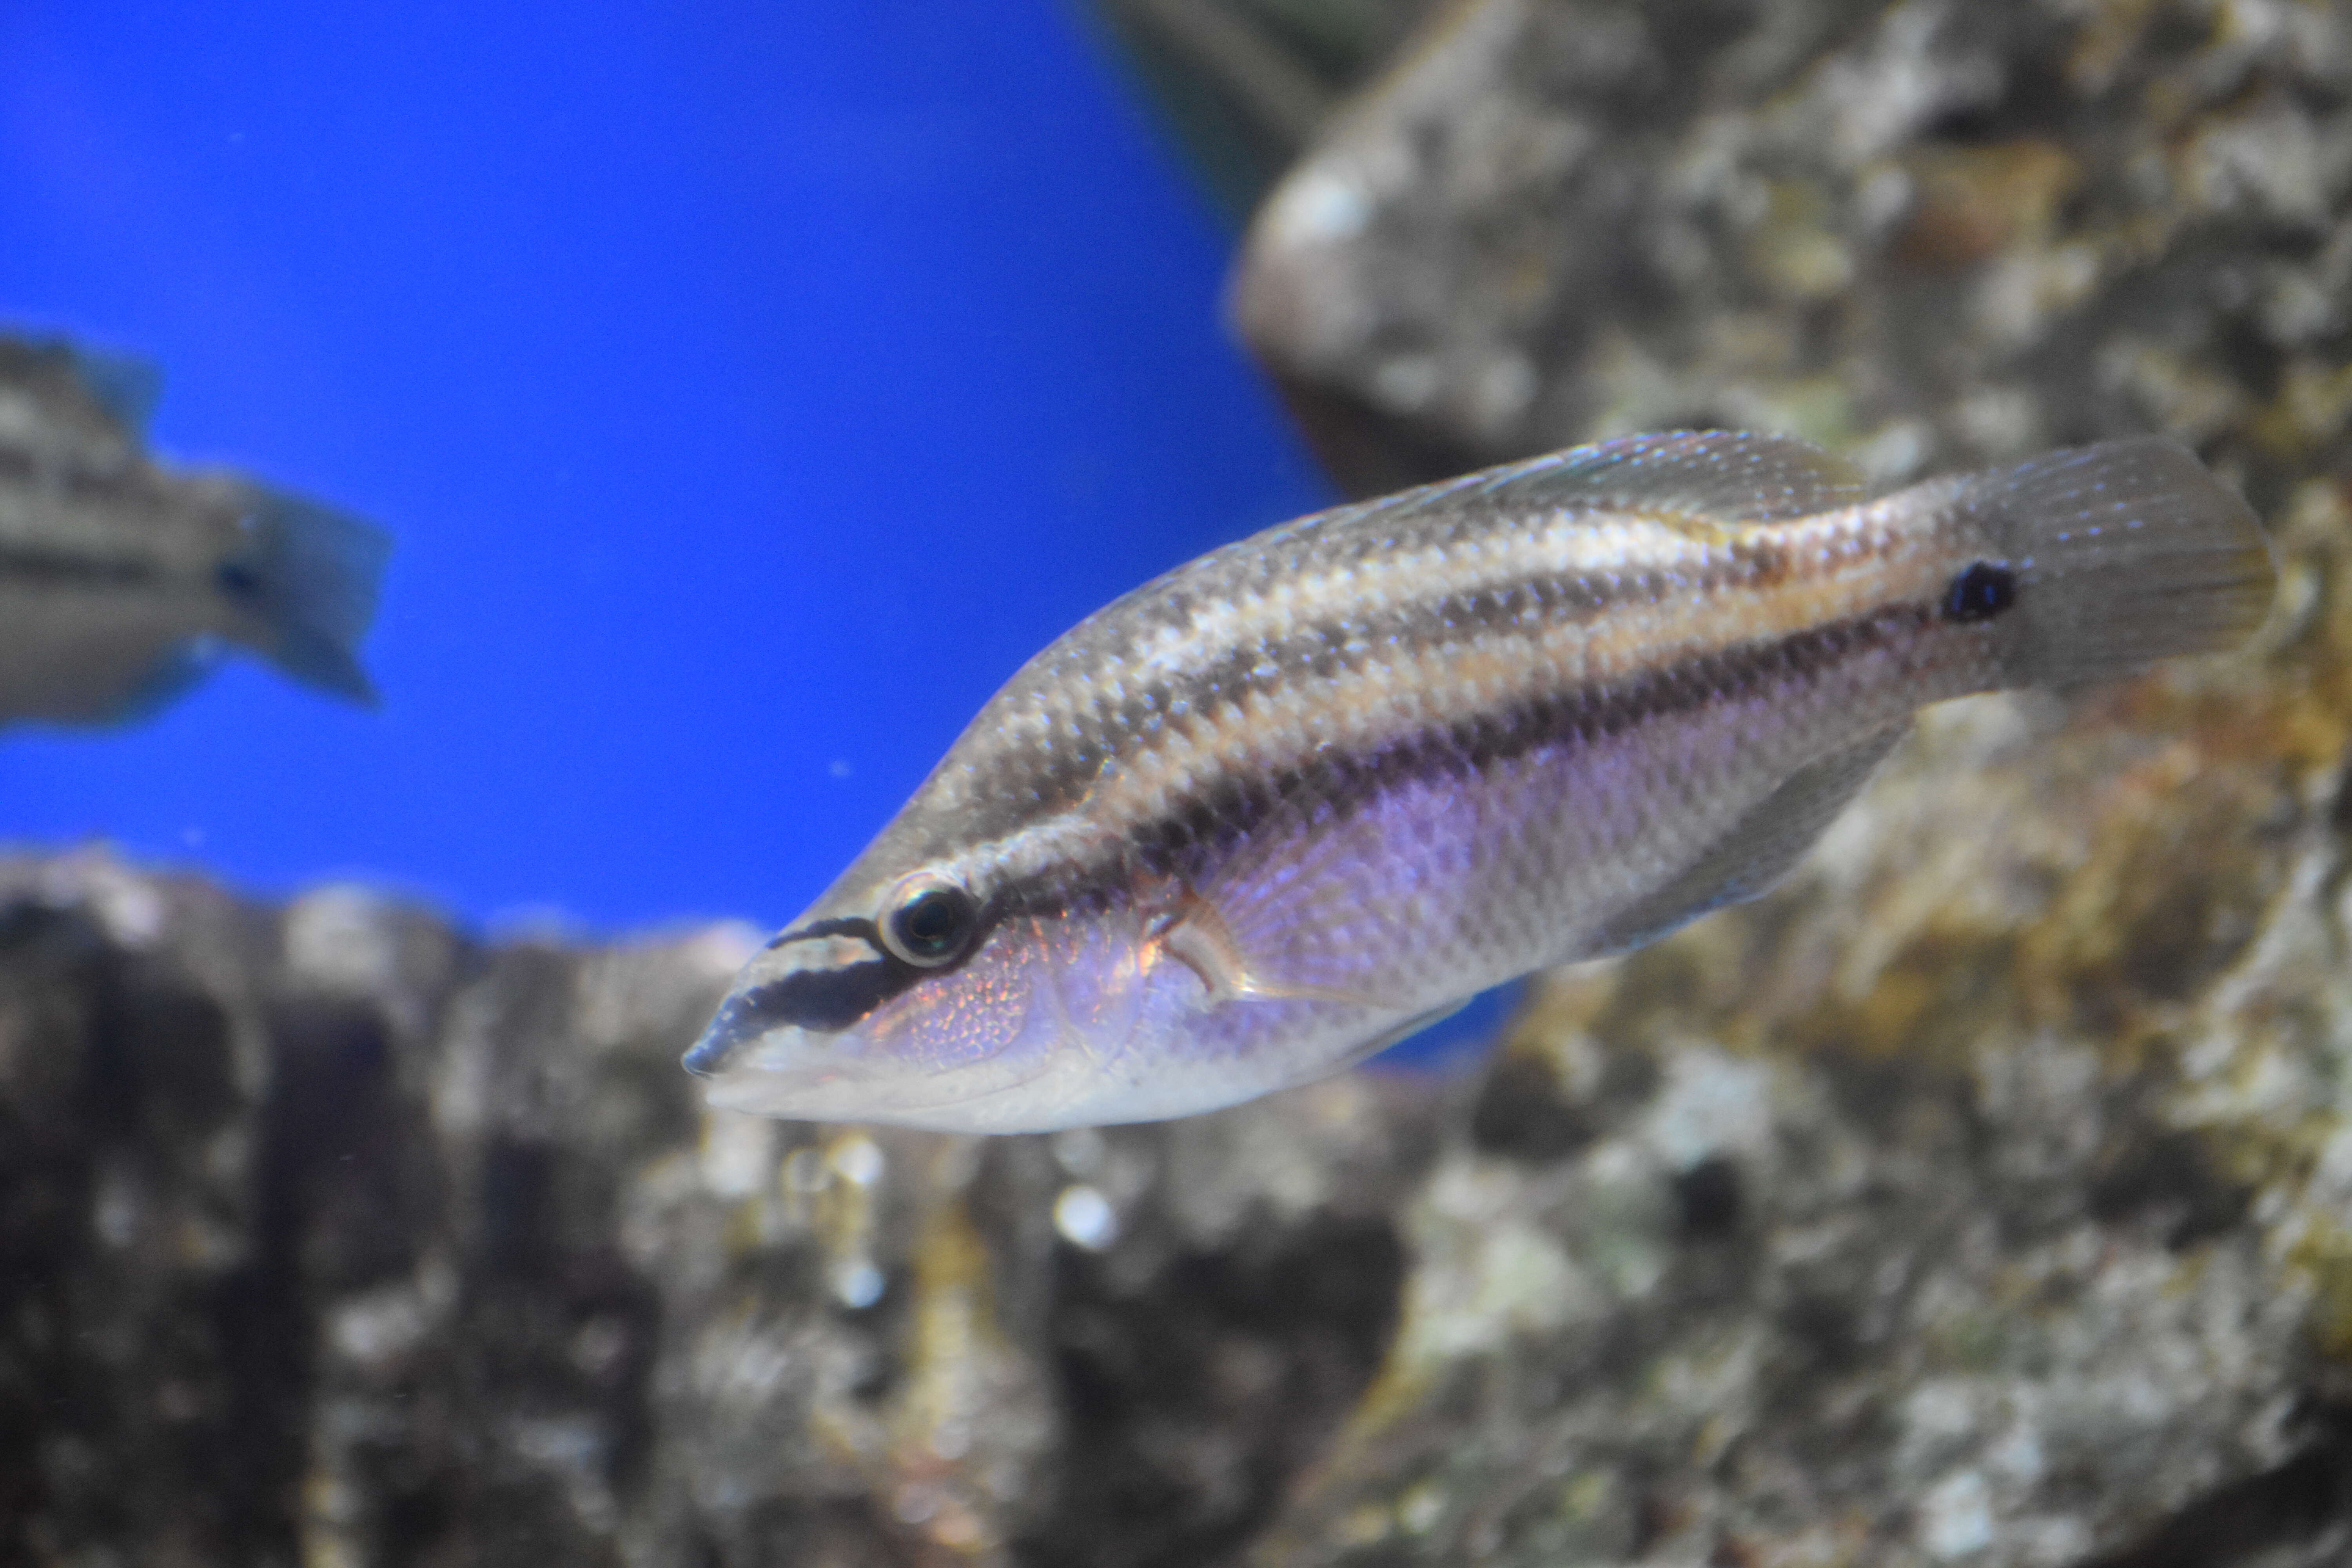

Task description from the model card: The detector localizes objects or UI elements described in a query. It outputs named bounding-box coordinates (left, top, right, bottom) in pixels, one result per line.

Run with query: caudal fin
left=1957, top=437, right=2275, bottom=687
left=218, top=488, right=393, bottom=704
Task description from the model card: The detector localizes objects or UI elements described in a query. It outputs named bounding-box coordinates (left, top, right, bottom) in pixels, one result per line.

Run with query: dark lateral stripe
left=999, top=603, right=1938, bottom=914
left=747, top=913, right=1017, bottom=1035
left=0, top=545, right=165, bottom=585
left=745, top=914, right=922, bottom=1034
left=0, top=443, right=190, bottom=511
left=739, top=957, right=912, bottom=1033
left=763, top=914, right=884, bottom=951
left=953, top=535, right=1824, bottom=839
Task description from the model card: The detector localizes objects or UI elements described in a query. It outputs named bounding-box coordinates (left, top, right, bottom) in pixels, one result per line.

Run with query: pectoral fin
left=1588, top=725, right=1907, bottom=957
left=1151, top=892, right=1390, bottom=1010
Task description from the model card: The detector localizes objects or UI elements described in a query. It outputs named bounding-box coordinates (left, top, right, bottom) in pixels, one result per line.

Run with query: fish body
left=688, top=432, right=2274, bottom=1132
left=0, top=335, right=388, bottom=728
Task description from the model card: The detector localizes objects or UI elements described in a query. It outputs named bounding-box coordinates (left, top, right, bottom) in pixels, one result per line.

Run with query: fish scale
left=688, top=430, right=2274, bottom=1132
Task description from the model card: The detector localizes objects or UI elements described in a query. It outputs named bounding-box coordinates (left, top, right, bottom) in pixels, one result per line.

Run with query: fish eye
left=880, top=873, right=979, bottom=967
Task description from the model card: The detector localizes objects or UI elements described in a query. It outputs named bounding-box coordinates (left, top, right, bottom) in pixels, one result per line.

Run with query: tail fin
left=218, top=488, right=393, bottom=704
left=1955, top=437, right=2275, bottom=687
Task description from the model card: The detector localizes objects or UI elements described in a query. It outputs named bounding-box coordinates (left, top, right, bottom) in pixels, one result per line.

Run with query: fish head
left=684, top=850, right=1191, bottom=1132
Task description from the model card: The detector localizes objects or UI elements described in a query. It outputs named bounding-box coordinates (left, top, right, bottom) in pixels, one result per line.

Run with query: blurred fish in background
left=0, top=334, right=390, bottom=730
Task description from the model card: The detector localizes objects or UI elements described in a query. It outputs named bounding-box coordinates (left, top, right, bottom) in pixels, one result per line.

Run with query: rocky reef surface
left=1238, top=0, right=2352, bottom=503
left=9, top=0, right=2352, bottom=1563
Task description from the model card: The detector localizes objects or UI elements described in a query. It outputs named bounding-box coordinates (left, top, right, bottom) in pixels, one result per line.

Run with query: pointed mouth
left=684, top=995, right=873, bottom=1085
left=682, top=1002, right=905, bottom=1116
left=682, top=996, right=760, bottom=1077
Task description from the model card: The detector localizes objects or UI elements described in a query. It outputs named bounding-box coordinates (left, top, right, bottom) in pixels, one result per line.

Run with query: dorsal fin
left=1340, top=431, right=1869, bottom=530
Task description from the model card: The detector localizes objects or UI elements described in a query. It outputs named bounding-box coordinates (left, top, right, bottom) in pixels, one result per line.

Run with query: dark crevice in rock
left=2083, top=1412, right=2352, bottom=1568
left=1020, top=1214, right=1406, bottom=1568
left=0, top=906, right=116, bottom=1555
left=1672, top=1156, right=1744, bottom=1241
left=2088, top=1127, right=2256, bottom=1252
left=218, top=998, right=403, bottom=1563
left=1468, top=1050, right=1595, bottom=1161
left=2327, top=746, right=2352, bottom=835
left=1258, top=370, right=1490, bottom=502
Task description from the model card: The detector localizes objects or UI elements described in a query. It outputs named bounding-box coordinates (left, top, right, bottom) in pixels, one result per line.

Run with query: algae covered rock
left=0, top=857, right=1436, bottom=1565
left=1238, top=0, right=2352, bottom=501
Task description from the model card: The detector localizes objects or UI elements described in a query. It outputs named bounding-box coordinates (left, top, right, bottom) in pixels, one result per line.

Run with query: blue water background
left=0, top=0, right=1515, bottom=1062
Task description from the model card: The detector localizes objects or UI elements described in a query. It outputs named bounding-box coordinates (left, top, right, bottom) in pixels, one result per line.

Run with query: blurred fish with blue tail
left=688, top=431, right=2275, bottom=1133
left=0, top=334, right=390, bottom=728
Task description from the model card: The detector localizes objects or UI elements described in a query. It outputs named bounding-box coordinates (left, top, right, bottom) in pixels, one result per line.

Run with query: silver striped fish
left=687, top=432, right=2274, bottom=1132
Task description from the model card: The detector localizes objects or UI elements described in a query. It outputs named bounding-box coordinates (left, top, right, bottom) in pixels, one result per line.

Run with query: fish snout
left=681, top=998, right=895, bottom=1122
left=685, top=921, right=910, bottom=1083
left=682, top=985, right=868, bottom=1093
left=682, top=993, right=767, bottom=1077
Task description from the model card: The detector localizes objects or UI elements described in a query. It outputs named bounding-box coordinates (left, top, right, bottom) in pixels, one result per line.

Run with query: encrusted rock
left=0, top=860, right=1436, bottom=1565
left=1237, top=0, right=2352, bottom=500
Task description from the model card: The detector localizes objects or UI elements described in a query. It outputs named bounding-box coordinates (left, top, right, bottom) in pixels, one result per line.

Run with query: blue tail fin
left=216, top=489, right=392, bottom=704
